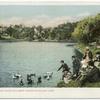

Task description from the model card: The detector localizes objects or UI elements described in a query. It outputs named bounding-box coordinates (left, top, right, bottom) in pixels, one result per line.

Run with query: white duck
left=43, top=72, right=53, bottom=80
left=12, top=73, right=22, bottom=79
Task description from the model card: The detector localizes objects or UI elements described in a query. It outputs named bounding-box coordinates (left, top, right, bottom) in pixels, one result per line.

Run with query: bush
left=57, top=81, right=66, bottom=87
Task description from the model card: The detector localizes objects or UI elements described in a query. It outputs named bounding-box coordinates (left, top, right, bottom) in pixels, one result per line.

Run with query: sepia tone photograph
left=0, top=1, right=100, bottom=89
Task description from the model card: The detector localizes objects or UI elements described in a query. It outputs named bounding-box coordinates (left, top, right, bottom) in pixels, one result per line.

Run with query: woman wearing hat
left=83, top=47, right=93, bottom=62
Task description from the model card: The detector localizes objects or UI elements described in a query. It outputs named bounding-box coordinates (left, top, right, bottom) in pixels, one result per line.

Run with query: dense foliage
left=72, top=13, right=100, bottom=44
left=0, top=22, right=76, bottom=41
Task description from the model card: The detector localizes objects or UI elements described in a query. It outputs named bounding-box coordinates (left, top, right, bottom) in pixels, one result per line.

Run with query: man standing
left=72, top=56, right=81, bottom=77
left=57, top=60, right=70, bottom=80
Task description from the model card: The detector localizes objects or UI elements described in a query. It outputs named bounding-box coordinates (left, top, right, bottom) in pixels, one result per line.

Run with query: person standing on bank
left=72, top=56, right=81, bottom=77
left=83, top=47, right=93, bottom=62
left=57, top=60, right=70, bottom=80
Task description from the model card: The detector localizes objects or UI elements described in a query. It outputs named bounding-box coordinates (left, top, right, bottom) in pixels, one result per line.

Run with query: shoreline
left=0, top=39, right=76, bottom=43
left=57, top=44, right=100, bottom=87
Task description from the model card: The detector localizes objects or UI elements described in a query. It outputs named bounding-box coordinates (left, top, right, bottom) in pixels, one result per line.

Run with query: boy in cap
left=57, top=60, right=70, bottom=80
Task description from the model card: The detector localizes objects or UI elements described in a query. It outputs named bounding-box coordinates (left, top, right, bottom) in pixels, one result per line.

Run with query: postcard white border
left=0, top=88, right=100, bottom=98
left=0, top=0, right=100, bottom=5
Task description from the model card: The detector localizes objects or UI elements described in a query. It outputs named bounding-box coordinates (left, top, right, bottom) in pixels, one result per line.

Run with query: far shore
left=0, top=39, right=76, bottom=43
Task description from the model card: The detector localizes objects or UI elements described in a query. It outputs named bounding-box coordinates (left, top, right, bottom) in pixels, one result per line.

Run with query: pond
left=0, top=42, right=75, bottom=87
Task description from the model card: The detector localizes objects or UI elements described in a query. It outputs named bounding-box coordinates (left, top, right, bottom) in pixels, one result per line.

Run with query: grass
left=76, top=43, right=100, bottom=55
left=57, top=80, right=80, bottom=87
left=84, top=82, right=100, bottom=87
left=57, top=80, right=100, bottom=87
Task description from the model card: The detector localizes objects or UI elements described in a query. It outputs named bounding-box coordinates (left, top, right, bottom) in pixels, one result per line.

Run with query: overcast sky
left=0, top=5, right=100, bottom=27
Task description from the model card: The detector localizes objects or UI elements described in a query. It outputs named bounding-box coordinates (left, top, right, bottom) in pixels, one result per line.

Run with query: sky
left=0, top=5, right=100, bottom=27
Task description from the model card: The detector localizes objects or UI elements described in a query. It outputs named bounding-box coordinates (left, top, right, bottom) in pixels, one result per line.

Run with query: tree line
left=0, top=22, right=76, bottom=41
left=0, top=13, right=100, bottom=44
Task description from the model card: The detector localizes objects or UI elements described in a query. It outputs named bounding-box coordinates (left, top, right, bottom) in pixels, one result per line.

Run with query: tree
left=72, top=14, right=100, bottom=44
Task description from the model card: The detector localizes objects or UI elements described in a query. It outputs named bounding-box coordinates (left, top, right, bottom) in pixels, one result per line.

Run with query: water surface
left=0, top=42, right=74, bottom=87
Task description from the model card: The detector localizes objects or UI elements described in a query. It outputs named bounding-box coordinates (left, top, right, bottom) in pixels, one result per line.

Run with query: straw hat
left=86, top=46, right=89, bottom=50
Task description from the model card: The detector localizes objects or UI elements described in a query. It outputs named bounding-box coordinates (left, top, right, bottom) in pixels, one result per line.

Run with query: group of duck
left=12, top=72, right=53, bottom=86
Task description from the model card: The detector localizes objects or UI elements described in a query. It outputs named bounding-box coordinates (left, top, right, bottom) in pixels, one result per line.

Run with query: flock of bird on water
left=12, top=72, right=53, bottom=86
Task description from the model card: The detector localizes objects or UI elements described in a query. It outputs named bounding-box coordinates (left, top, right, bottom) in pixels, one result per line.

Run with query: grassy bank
left=57, top=80, right=100, bottom=87
left=57, top=74, right=100, bottom=87
left=76, top=43, right=100, bottom=55
left=57, top=43, right=100, bottom=87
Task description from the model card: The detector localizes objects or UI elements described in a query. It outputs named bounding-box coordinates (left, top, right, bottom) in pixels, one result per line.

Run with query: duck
left=30, top=73, right=36, bottom=77
left=27, top=78, right=33, bottom=85
left=37, top=76, right=42, bottom=84
left=12, top=73, right=22, bottom=79
left=43, top=74, right=48, bottom=79
left=19, top=79, right=24, bottom=86
left=43, top=72, right=53, bottom=80
left=46, top=76, right=50, bottom=80
left=48, top=72, right=53, bottom=78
